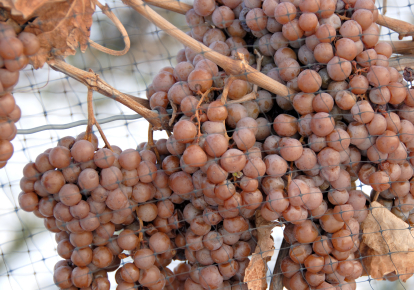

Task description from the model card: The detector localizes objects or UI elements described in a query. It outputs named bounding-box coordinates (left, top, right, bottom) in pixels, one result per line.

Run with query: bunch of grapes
left=0, top=22, right=40, bottom=167
left=15, top=0, right=414, bottom=289
left=18, top=133, right=258, bottom=290
left=146, top=0, right=413, bottom=288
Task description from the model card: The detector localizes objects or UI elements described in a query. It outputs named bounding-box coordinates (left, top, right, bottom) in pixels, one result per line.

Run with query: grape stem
left=221, top=76, right=236, bottom=105
left=118, top=253, right=129, bottom=259
left=136, top=217, right=144, bottom=249
left=252, top=49, right=263, bottom=94
left=227, top=91, right=257, bottom=105
left=192, top=87, right=214, bottom=142
left=89, top=0, right=131, bottom=56
left=169, top=100, right=178, bottom=127
left=147, top=123, right=161, bottom=164
left=85, top=84, right=114, bottom=151
left=287, top=162, right=293, bottom=191
left=351, top=61, right=369, bottom=75
left=337, top=14, right=350, bottom=21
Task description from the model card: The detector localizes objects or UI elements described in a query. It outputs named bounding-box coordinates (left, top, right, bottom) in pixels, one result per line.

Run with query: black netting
left=1, top=0, right=414, bottom=289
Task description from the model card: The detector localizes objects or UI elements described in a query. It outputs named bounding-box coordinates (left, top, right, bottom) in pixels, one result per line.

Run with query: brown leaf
left=244, top=211, right=277, bottom=290
left=361, top=201, right=414, bottom=254
left=360, top=201, right=414, bottom=281
left=360, top=245, right=414, bottom=282
left=23, top=0, right=95, bottom=68
left=0, top=0, right=65, bottom=19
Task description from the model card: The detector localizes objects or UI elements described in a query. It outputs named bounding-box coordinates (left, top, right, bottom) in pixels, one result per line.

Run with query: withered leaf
left=244, top=211, right=278, bottom=290
left=361, top=201, right=414, bottom=254
left=0, top=0, right=65, bottom=20
left=23, top=0, right=95, bottom=68
left=360, top=202, right=414, bottom=281
left=360, top=244, right=414, bottom=282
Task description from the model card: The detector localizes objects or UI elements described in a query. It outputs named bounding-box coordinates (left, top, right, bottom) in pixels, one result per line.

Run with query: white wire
left=17, top=113, right=144, bottom=135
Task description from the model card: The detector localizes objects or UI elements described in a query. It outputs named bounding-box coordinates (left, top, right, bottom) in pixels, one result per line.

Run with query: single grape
left=274, top=2, right=296, bottom=24
left=212, top=6, right=235, bottom=29
left=298, top=69, right=322, bottom=93
left=193, top=0, right=215, bottom=16
left=327, top=57, right=352, bottom=81
left=282, top=19, right=304, bottom=41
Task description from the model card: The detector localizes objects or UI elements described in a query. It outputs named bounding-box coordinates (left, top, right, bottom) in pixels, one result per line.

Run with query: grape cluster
left=145, top=0, right=413, bottom=288
left=18, top=133, right=257, bottom=290
left=16, top=0, right=414, bottom=289
left=0, top=22, right=40, bottom=167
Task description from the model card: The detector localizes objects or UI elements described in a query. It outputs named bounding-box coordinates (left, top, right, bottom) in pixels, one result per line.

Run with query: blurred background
left=0, top=0, right=413, bottom=289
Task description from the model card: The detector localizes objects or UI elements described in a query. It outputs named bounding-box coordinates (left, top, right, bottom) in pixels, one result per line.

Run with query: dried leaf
left=244, top=210, right=277, bottom=290
left=0, top=0, right=65, bottom=19
left=404, top=67, right=414, bottom=83
left=360, top=202, right=414, bottom=281
left=361, top=202, right=414, bottom=253
left=360, top=244, right=414, bottom=282
left=23, top=0, right=95, bottom=68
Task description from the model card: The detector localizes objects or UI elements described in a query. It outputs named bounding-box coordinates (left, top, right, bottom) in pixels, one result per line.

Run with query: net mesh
left=0, top=0, right=414, bottom=289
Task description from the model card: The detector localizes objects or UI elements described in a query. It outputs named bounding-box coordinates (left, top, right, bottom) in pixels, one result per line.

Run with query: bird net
left=0, top=0, right=414, bottom=289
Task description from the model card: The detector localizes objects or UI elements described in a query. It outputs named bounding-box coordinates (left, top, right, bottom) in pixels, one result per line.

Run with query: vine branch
left=143, top=0, right=191, bottom=14
left=47, top=58, right=170, bottom=131
left=123, top=0, right=293, bottom=98
left=377, top=15, right=414, bottom=40
left=385, top=40, right=414, bottom=54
